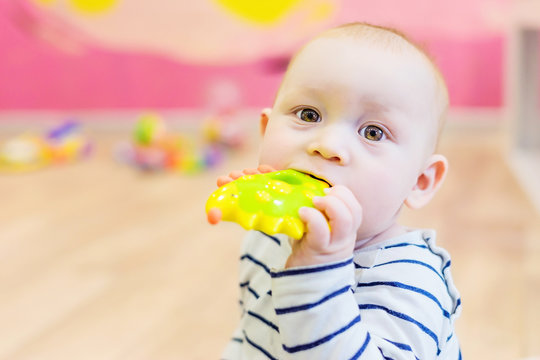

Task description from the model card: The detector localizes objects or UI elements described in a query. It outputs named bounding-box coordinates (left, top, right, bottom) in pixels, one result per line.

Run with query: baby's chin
left=356, top=222, right=408, bottom=249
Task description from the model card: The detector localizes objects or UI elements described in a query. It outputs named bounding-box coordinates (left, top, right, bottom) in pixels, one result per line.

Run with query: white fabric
left=221, top=229, right=461, bottom=360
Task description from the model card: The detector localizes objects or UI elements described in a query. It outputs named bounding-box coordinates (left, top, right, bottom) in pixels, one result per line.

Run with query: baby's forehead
left=322, top=29, right=447, bottom=105
left=318, top=28, right=412, bottom=52
left=314, top=23, right=432, bottom=60
left=285, top=37, right=438, bottom=100
left=289, top=33, right=447, bottom=120
left=296, top=34, right=431, bottom=74
left=295, top=28, right=444, bottom=83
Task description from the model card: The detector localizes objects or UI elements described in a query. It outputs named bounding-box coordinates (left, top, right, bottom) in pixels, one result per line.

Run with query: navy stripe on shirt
left=382, top=338, right=420, bottom=360
left=383, top=242, right=428, bottom=250
left=247, top=310, right=280, bottom=333
left=442, top=260, right=451, bottom=273
left=373, top=259, right=446, bottom=284
left=355, top=262, right=371, bottom=270
left=383, top=338, right=412, bottom=351
left=350, top=332, right=371, bottom=360
left=244, top=331, right=278, bottom=360
left=275, top=285, right=351, bottom=315
left=356, top=281, right=450, bottom=318
left=240, top=254, right=271, bottom=274
left=283, top=315, right=361, bottom=353
left=358, top=304, right=440, bottom=354
left=240, top=281, right=260, bottom=299
left=271, top=258, right=353, bottom=278
left=259, top=231, right=281, bottom=245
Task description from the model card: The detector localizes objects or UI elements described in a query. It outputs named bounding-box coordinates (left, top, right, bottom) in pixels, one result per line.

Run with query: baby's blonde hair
left=324, top=22, right=448, bottom=129
left=282, top=22, right=449, bottom=146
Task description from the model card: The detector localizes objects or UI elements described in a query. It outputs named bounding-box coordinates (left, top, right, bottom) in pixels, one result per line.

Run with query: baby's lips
left=207, top=208, right=222, bottom=224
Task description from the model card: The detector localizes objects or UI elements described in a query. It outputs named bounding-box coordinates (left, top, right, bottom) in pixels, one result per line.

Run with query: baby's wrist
left=285, top=249, right=352, bottom=269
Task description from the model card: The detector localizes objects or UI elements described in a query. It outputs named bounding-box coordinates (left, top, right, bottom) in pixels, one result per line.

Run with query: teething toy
left=205, top=169, right=329, bottom=239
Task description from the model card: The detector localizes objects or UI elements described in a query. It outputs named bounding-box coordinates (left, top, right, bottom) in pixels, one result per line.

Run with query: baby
left=211, top=22, right=461, bottom=359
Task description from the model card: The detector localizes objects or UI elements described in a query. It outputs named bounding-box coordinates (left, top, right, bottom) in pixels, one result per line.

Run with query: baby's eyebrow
left=280, top=86, right=321, bottom=100
left=356, top=97, right=389, bottom=113
left=275, top=91, right=320, bottom=110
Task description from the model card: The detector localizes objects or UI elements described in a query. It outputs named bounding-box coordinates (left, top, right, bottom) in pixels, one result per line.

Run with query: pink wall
left=0, top=0, right=506, bottom=110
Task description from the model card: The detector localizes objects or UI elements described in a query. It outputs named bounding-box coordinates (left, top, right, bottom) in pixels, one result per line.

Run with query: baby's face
left=259, top=36, right=442, bottom=240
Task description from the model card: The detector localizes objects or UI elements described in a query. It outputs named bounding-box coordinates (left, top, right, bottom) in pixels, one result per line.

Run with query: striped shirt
left=222, top=229, right=461, bottom=359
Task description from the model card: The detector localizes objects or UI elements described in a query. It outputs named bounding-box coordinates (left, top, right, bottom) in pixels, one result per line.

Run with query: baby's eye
left=295, top=108, right=320, bottom=123
left=359, top=125, right=385, bottom=141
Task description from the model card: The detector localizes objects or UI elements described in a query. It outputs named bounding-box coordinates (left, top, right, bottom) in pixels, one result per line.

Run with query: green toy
left=134, top=113, right=164, bottom=145
left=205, top=169, right=329, bottom=239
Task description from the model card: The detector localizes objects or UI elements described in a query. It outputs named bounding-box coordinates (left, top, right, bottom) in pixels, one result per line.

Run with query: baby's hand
left=216, top=164, right=276, bottom=187
left=286, top=185, right=362, bottom=268
left=207, top=164, right=276, bottom=225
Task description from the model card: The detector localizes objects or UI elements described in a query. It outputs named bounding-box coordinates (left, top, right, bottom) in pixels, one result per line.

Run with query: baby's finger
left=299, top=206, right=331, bottom=250
left=324, top=186, right=362, bottom=226
left=216, top=165, right=276, bottom=187
left=229, top=170, right=245, bottom=179
left=257, top=164, right=276, bottom=173
left=217, top=175, right=233, bottom=187
left=313, top=195, right=354, bottom=241
left=242, top=168, right=260, bottom=175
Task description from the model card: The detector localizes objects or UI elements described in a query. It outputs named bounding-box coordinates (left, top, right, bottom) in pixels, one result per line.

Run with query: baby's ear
left=405, top=154, right=448, bottom=209
left=260, top=108, right=272, bottom=136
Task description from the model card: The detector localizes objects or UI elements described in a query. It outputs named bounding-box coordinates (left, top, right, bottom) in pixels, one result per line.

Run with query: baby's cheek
left=351, top=175, right=403, bottom=222
left=258, top=150, right=282, bottom=169
left=259, top=140, right=294, bottom=168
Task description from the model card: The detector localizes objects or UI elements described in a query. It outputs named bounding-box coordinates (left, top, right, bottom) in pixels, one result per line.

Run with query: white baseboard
left=445, top=107, right=505, bottom=131
left=0, top=108, right=261, bottom=133
left=507, top=149, right=540, bottom=214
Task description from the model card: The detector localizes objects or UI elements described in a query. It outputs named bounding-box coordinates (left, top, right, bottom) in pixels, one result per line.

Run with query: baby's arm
left=271, top=253, right=449, bottom=359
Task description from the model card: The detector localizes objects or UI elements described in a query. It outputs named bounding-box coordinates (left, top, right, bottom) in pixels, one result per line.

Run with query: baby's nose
left=311, top=148, right=343, bottom=163
left=308, top=133, right=349, bottom=165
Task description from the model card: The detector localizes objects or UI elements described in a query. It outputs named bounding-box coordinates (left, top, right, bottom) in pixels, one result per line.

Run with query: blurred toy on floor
left=201, top=79, right=246, bottom=150
left=202, top=112, right=245, bottom=150
left=0, top=120, right=92, bottom=173
left=115, top=113, right=230, bottom=173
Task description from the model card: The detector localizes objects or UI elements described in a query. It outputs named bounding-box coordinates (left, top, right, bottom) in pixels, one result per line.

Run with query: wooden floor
left=1, top=124, right=539, bottom=360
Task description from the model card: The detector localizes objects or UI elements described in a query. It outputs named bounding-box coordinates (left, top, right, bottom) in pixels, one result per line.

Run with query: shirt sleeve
left=220, top=325, right=244, bottom=360
left=270, top=256, right=439, bottom=359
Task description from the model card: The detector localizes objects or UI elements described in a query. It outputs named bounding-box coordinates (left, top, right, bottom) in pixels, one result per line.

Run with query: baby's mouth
left=305, top=173, right=332, bottom=187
